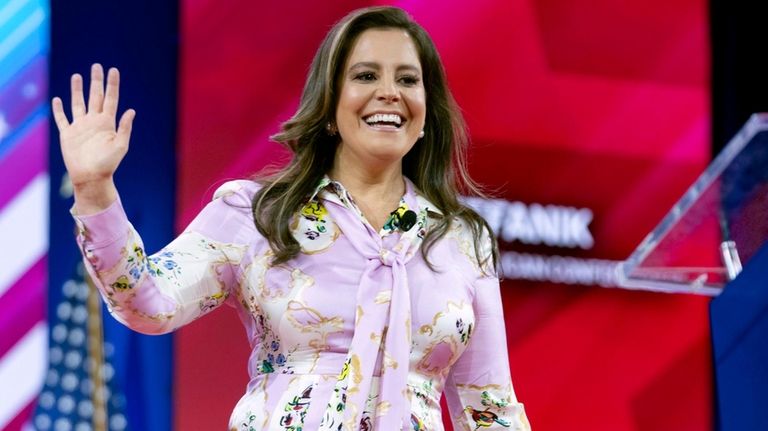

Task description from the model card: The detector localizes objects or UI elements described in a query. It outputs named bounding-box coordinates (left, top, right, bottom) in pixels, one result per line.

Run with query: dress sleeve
left=443, top=231, right=531, bottom=431
left=72, top=180, right=255, bottom=335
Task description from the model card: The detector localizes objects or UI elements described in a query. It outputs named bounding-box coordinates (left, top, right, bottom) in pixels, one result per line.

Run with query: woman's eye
left=354, top=72, right=376, bottom=81
left=399, top=75, right=420, bottom=86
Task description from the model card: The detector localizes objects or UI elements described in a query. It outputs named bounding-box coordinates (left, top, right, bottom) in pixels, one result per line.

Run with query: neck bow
left=318, top=179, right=430, bottom=431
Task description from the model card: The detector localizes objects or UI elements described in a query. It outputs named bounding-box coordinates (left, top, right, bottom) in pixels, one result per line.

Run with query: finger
left=51, top=97, right=70, bottom=131
left=115, top=109, right=136, bottom=150
left=103, top=67, right=120, bottom=116
left=87, top=63, right=105, bottom=113
left=70, top=73, right=86, bottom=118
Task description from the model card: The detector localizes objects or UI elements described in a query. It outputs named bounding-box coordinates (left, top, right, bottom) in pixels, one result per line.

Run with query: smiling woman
left=335, top=30, right=426, bottom=158
left=330, top=28, right=427, bottom=229
left=55, top=5, right=531, bottom=431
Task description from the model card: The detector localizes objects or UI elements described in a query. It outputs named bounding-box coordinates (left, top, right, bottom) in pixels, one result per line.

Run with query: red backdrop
left=176, top=1, right=712, bottom=429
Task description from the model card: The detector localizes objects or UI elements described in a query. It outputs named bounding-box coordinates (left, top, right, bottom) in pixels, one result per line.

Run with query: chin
left=369, top=141, right=415, bottom=159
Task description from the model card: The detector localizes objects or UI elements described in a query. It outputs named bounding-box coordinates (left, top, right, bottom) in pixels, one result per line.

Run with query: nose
left=376, top=76, right=400, bottom=103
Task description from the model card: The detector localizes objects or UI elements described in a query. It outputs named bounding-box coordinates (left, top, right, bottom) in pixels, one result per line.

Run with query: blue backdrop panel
left=710, top=242, right=768, bottom=431
left=48, top=1, right=178, bottom=430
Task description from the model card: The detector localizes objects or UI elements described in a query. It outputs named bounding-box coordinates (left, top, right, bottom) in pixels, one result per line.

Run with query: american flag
left=29, top=265, right=128, bottom=431
left=0, top=0, right=51, bottom=429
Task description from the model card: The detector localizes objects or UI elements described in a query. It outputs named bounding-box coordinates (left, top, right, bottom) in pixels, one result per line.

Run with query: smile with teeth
left=364, top=113, right=405, bottom=129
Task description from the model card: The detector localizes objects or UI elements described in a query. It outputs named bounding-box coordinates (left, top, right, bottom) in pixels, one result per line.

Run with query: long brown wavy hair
left=252, top=6, right=498, bottom=272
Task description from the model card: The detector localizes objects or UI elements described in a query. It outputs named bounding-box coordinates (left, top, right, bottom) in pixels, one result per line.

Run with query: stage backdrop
left=177, top=1, right=712, bottom=430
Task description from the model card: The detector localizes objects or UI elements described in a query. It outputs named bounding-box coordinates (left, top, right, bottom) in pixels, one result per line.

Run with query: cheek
left=337, top=87, right=368, bottom=115
left=408, top=90, right=427, bottom=117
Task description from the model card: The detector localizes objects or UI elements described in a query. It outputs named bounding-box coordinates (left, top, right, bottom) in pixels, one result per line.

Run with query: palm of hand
left=61, top=113, right=124, bottom=183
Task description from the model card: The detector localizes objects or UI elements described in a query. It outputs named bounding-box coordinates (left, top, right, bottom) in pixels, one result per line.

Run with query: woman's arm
left=73, top=182, right=253, bottom=335
left=443, top=231, right=531, bottom=430
left=54, top=64, right=254, bottom=334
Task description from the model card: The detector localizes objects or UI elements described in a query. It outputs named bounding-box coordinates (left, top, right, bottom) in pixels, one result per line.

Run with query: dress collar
left=308, top=175, right=443, bottom=215
left=307, top=175, right=442, bottom=237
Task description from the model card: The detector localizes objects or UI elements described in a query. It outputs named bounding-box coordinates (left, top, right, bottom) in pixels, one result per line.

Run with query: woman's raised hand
left=52, top=63, right=135, bottom=213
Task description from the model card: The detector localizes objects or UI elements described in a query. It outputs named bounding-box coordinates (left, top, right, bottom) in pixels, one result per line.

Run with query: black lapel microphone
left=399, top=210, right=417, bottom=231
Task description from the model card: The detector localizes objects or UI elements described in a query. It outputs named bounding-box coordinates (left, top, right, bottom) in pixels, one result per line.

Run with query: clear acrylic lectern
left=617, top=113, right=768, bottom=295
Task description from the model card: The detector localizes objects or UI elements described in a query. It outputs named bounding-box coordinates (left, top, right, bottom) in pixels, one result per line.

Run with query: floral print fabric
left=73, top=177, right=530, bottom=430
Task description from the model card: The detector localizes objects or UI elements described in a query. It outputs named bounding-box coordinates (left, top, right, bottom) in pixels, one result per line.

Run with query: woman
left=53, top=6, right=530, bottom=431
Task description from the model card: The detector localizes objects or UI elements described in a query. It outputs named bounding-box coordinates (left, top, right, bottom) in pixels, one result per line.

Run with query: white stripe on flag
left=0, top=5, right=45, bottom=62
left=0, top=0, right=31, bottom=29
left=0, top=322, right=47, bottom=429
left=0, top=173, right=48, bottom=299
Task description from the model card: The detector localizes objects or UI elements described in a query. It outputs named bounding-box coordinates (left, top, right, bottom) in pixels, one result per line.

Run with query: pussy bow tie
left=318, top=190, right=425, bottom=431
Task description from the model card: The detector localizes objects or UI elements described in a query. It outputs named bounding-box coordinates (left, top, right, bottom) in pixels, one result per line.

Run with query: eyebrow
left=348, top=62, right=421, bottom=74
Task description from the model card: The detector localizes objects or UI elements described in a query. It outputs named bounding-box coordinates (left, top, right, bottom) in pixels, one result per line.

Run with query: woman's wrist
left=73, top=178, right=118, bottom=215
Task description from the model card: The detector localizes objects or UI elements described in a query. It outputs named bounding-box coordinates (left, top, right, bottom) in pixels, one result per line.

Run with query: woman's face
left=334, top=28, right=426, bottom=169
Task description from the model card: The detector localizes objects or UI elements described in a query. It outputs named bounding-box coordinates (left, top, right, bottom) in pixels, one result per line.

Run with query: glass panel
left=617, top=113, right=768, bottom=295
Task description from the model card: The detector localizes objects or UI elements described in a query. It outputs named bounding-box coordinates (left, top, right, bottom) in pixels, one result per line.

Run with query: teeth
left=365, top=113, right=402, bottom=125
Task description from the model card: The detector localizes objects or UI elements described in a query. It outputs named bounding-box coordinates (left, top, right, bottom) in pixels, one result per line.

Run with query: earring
left=326, top=122, right=337, bottom=136
left=418, top=130, right=425, bottom=139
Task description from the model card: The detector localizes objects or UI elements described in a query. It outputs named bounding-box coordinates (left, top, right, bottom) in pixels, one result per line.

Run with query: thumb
left=115, top=109, right=136, bottom=150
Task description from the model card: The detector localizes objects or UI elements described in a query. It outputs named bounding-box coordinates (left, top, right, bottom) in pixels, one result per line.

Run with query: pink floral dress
left=72, top=177, right=530, bottom=431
